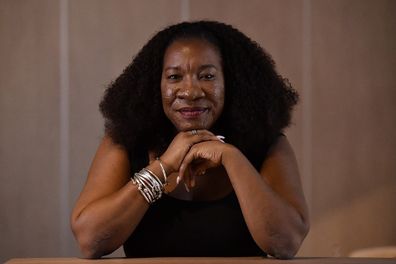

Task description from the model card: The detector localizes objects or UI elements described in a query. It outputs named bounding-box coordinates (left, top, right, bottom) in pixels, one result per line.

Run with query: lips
left=178, top=107, right=208, bottom=118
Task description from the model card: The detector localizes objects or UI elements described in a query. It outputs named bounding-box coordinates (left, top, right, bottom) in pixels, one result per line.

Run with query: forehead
left=163, top=38, right=222, bottom=66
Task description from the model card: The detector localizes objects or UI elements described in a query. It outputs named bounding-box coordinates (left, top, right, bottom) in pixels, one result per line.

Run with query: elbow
left=78, top=240, right=102, bottom=259
left=259, top=237, right=299, bottom=259
left=76, top=234, right=104, bottom=259
left=267, top=238, right=300, bottom=259
left=259, top=220, right=310, bottom=259
left=70, top=217, right=104, bottom=259
left=258, top=237, right=300, bottom=259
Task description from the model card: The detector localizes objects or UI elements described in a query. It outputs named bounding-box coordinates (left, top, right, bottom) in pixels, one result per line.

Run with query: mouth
left=177, top=107, right=208, bottom=119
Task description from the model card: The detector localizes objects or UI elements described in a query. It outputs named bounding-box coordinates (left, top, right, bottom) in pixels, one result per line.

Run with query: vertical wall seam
left=302, top=0, right=313, bottom=219
left=59, top=0, right=70, bottom=256
left=180, top=0, right=190, bottom=22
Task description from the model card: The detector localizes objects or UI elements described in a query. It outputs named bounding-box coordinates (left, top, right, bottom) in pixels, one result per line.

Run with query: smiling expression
left=161, top=38, right=225, bottom=132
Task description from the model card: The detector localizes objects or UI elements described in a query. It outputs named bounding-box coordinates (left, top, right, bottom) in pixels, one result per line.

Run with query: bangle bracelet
left=143, top=168, right=163, bottom=187
left=131, top=168, right=165, bottom=204
left=156, top=157, right=168, bottom=185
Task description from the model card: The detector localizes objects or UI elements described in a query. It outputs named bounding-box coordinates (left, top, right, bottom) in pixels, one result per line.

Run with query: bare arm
left=179, top=135, right=309, bottom=259
left=70, top=136, right=149, bottom=258
left=223, top=136, right=309, bottom=258
left=71, top=131, right=221, bottom=258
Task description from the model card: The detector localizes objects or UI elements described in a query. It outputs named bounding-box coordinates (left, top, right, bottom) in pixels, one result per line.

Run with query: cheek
left=161, top=85, right=174, bottom=105
left=212, top=84, right=225, bottom=107
left=164, top=87, right=174, bottom=98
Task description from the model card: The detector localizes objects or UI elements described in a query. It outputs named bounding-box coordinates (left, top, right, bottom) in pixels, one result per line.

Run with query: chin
left=176, top=123, right=211, bottom=132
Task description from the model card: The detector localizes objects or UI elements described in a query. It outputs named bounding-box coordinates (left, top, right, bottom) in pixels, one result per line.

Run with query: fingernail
left=216, top=135, right=225, bottom=143
left=176, top=176, right=181, bottom=185
left=184, top=183, right=190, bottom=192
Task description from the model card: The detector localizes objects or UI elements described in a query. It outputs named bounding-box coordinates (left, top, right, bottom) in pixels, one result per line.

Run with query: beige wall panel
left=308, top=0, right=396, bottom=256
left=0, top=1, right=60, bottom=263
left=68, top=0, right=182, bottom=257
left=308, top=183, right=396, bottom=256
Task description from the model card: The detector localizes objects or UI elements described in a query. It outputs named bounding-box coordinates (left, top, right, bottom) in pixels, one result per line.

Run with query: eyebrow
left=199, top=64, right=218, bottom=71
left=164, top=64, right=218, bottom=71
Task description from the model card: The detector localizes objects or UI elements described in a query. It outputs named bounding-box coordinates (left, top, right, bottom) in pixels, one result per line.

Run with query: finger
left=216, top=135, right=225, bottom=143
left=178, top=153, right=197, bottom=185
left=186, top=133, right=223, bottom=148
left=178, top=161, right=188, bottom=184
left=176, top=175, right=181, bottom=185
left=162, top=131, right=218, bottom=173
left=178, top=163, right=192, bottom=189
left=189, top=129, right=199, bottom=136
left=184, top=183, right=190, bottom=193
left=184, top=168, right=191, bottom=192
left=187, top=129, right=214, bottom=136
left=189, top=166, right=196, bottom=188
left=179, top=146, right=199, bottom=181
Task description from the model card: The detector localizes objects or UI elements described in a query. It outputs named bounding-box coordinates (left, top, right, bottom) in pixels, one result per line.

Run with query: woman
left=71, top=20, right=309, bottom=259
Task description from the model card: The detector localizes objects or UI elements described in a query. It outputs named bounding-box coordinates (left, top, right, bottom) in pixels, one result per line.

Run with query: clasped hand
left=159, top=130, right=229, bottom=189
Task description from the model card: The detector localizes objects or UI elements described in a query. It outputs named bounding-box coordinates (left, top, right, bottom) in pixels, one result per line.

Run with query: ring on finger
left=191, top=129, right=198, bottom=135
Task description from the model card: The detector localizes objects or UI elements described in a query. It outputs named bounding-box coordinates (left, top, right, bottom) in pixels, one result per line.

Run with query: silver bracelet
left=136, top=172, right=157, bottom=201
left=131, top=168, right=164, bottom=204
left=142, top=168, right=163, bottom=187
left=134, top=174, right=156, bottom=203
left=156, top=157, right=168, bottom=185
left=131, top=177, right=152, bottom=203
left=139, top=170, right=162, bottom=197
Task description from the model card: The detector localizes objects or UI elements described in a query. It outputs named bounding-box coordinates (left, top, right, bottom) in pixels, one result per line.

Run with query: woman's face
left=161, top=38, right=225, bottom=132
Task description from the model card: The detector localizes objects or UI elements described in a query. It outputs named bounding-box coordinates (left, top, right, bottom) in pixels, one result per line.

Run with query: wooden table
left=5, top=257, right=395, bottom=264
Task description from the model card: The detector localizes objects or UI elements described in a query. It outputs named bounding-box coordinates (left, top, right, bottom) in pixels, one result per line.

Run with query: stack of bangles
left=131, top=158, right=168, bottom=204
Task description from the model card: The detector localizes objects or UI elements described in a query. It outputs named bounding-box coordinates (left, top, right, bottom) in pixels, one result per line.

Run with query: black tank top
left=123, top=134, right=284, bottom=257
left=123, top=190, right=266, bottom=257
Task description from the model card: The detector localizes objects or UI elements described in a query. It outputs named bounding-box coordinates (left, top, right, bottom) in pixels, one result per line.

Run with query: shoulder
left=267, top=134, right=294, bottom=158
left=86, top=135, right=131, bottom=188
left=260, top=134, right=300, bottom=186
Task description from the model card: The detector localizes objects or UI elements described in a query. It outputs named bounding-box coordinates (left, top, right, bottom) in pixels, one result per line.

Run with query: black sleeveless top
left=123, top=134, right=284, bottom=257
left=123, top=190, right=266, bottom=257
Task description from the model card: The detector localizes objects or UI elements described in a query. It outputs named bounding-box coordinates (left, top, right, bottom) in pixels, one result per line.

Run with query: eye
left=199, top=73, right=215, bottom=80
left=167, top=74, right=182, bottom=81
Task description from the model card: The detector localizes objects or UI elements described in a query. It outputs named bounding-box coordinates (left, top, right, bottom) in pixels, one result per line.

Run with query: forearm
left=222, top=147, right=309, bottom=258
left=71, top=182, right=148, bottom=258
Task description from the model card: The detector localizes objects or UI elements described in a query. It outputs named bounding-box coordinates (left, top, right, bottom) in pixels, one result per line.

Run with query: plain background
left=1, top=0, right=395, bottom=262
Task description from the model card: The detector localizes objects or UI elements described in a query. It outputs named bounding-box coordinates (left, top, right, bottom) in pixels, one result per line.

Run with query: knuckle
left=178, top=131, right=188, bottom=139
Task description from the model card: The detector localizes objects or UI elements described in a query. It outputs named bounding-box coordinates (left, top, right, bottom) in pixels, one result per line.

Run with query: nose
left=176, top=76, right=204, bottom=100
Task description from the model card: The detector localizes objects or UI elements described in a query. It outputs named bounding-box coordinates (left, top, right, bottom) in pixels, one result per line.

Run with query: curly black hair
left=100, top=20, right=298, bottom=170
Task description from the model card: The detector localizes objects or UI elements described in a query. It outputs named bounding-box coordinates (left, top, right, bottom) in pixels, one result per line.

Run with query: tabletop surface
left=5, top=257, right=395, bottom=264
